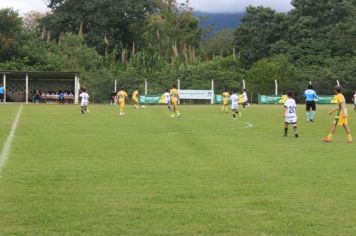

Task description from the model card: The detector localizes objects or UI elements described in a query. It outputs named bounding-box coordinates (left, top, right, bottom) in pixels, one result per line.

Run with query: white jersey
left=242, top=92, right=248, bottom=102
left=284, top=98, right=297, bottom=123
left=80, top=92, right=89, bottom=106
left=164, top=92, right=170, bottom=104
left=230, top=94, right=239, bottom=109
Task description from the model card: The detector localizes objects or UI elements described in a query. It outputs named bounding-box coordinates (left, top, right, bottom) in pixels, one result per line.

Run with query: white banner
left=179, top=90, right=214, bottom=100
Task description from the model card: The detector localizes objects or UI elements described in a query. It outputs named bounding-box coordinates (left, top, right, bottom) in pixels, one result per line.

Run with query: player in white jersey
left=230, top=90, right=241, bottom=120
left=164, top=89, right=171, bottom=111
left=242, top=89, right=249, bottom=109
left=284, top=91, right=298, bottom=138
left=353, top=91, right=356, bottom=111
left=79, top=87, right=90, bottom=115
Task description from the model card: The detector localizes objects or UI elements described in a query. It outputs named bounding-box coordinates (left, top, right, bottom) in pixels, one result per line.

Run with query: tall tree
left=0, top=8, right=22, bottom=61
left=41, top=0, right=158, bottom=54
left=234, top=6, right=288, bottom=68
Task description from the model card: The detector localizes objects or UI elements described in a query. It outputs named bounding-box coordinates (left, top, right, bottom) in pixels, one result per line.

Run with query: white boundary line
left=0, top=105, right=23, bottom=177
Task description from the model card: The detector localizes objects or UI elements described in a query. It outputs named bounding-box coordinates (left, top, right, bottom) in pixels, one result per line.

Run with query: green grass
left=0, top=104, right=356, bottom=235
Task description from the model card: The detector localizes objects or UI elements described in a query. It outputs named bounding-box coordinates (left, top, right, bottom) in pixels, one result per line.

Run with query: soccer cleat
left=322, top=137, right=332, bottom=142
left=295, top=134, right=299, bottom=138
left=347, top=140, right=353, bottom=144
left=177, top=113, right=181, bottom=118
left=170, top=114, right=175, bottom=118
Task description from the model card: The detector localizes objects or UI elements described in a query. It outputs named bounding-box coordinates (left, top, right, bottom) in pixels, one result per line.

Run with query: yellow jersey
left=117, top=90, right=128, bottom=103
left=132, top=90, right=139, bottom=100
left=336, top=93, right=347, bottom=117
left=222, top=92, right=229, bottom=105
left=170, top=88, right=179, bottom=103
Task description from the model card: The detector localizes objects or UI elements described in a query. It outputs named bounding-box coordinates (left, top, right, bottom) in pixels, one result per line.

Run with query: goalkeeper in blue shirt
left=304, top=84, right=318, bottom=122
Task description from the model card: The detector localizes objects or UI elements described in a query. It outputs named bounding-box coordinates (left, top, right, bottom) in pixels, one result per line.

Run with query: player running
left=353, top=91, right=356, bottom=111
left=221, top=89, right=230, bottom=113
left=284, top=91, right=299, bottom=138
left=322, top=86, right=352, bottom=143
left=242, top=89, right=249, bottom=109
left=230, top=90, right=241, bottom=120
left=304, top=84, right=318, bottom=122
left=79, top=87, right=90, bottom=116
left=170, top=85, right=181, bottom=118
left=117, top=88, right=128, bottom=116
left=132, top=90, right=139, bottom=109
left=164, top=89, right=171, bottom=111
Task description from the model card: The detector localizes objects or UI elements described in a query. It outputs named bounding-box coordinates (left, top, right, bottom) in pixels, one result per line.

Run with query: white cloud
left=0, top=0, right=49, bottom=14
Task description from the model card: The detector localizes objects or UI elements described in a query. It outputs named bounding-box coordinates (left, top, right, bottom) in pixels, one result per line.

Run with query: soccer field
left=0, top=104, right=356, bottom=235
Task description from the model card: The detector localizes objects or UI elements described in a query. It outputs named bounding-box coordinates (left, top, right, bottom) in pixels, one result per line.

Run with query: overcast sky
left=0, top=0, right=293, bottom=14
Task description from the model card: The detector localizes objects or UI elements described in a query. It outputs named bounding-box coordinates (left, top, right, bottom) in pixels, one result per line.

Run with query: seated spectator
left=68, top=91, right=74, bottom=103
left=41, top=90, right=47, bottom=103
left=33, top=89, right=41, bottom=104
left=64, top=91, right=69, bottom=104
left=59, top=90, right=65, bottom=104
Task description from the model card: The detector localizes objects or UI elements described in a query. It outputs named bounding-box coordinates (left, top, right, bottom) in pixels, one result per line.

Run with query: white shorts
left=165, top=100, right=170, bottom=105
left=231, top=104, right=238, bottom=110
left=285, top=117, right=297, bottom=124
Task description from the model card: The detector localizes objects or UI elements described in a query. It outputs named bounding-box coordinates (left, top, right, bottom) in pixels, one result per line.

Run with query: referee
left=304, top=84, right=318, bottom=122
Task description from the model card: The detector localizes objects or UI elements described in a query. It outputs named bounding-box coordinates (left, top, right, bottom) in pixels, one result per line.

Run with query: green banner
left=139, top=95, right=165, bottom=104
left=258, top=95, right=285, bottom=104
left=316, top=95, right=337, bottom=104
left=258, top=95, right=337, bottom=104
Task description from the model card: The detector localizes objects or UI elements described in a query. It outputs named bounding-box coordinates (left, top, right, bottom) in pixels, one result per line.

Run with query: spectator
left=0, top=83, right=4, bottom=103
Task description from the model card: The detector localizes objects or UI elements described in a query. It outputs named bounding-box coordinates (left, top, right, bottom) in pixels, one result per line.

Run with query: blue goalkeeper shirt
left=304, top=89, right=318, bottom=102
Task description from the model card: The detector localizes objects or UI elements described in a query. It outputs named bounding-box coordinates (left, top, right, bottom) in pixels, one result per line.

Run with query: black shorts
left=306, top=101, right=316, bottom=111
left=0, top=94, right=3, bottom=101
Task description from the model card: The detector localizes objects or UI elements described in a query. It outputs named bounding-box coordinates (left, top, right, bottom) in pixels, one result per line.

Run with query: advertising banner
left=179, top=90, right=214, bottom=100
left=258, top=95, right=337, bottom=104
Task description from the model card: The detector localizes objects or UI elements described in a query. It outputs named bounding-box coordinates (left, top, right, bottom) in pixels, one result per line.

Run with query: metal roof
left=0, top=71, right=79, bottom=79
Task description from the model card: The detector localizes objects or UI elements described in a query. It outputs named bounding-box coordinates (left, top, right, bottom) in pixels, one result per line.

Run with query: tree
left=200, top=29, right=235, bottom=59
left=144, top=0, right=201, bottom=67
left=234, top=6, right=288, bottom=68
left=41, top=0, right=158, bottom=54
left=0, top=8, right=22, bottom=61
left=22, top=11, right=47, bottom=32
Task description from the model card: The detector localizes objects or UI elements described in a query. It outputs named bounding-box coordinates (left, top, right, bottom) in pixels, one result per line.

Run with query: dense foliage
left=1, top=0, right=356, bottom=102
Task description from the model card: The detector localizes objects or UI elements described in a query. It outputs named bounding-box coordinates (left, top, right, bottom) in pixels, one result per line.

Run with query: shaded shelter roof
left=0, top=71, right=79, bottom=80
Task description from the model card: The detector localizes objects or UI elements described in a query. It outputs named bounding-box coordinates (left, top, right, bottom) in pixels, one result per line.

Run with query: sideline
left=0, top=105, right=23, bottom=177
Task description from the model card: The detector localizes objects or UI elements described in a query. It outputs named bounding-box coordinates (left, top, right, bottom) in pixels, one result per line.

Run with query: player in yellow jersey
left=322, top=85, right=352, bottom=143
left=132, top=90, right=139, bottom=109
left=170, top=84, right=181, bottom=118
left=117, top=88, right=128, bottom=116
left=221, top=89, right=230, bottom=113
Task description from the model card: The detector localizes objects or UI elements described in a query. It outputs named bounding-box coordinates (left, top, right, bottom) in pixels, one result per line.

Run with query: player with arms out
left=352, top=91, right=356, bottom=111
left=221, top=89, right=229, bottom=113
left=117, top=88, right=128, bottom=116
left=230, top=90, right=241, bottom=120
left=132, top=90, right=139, bottom=109
left=322, top=86, right=352, bottom=143
left=164, top=89, right=171, bottom=111
left=170, top=85, right=181, bottom=118
left=80, top=87, right=90, bottom=116
left=284, top=91, right=299, bottom=137
left=304, top=84, right=318, bottom=122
